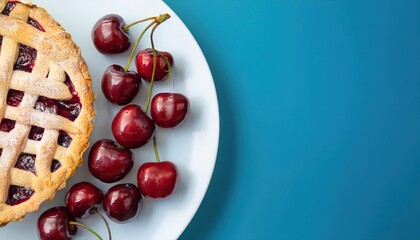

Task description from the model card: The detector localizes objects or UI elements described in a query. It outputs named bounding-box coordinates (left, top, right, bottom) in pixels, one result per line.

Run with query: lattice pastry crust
left=0, top=0, right=95, bottom=224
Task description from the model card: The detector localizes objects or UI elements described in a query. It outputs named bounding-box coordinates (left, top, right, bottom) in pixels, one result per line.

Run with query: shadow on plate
left=180, top=60, right=238, bottom=239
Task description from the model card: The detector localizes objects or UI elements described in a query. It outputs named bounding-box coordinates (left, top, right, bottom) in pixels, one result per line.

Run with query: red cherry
left=101, top=65, right=141, bottom=105
left=88, top=139, right=134, bottom=183
left=37, top=207, right=77, bottom=240
left=135, top=48, right=173, bottom=82
left=112, top=104, right=155, bottom=149
left=65, top=182, right=103, bottom=219
left=151, top=93, right=189, bottom=128
left=103, top=183, right=142, bottom=222
left=137, top=161, right=178, bottom=198
left=92, top=14, right=131, bottom=54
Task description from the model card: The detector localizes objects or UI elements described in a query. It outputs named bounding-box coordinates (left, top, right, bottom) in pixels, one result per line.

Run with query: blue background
left=164, top=1, right=420, bottom=239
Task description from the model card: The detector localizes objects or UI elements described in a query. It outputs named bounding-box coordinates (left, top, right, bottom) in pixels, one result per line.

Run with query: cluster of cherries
left=37, top=12, right=189, bottom=240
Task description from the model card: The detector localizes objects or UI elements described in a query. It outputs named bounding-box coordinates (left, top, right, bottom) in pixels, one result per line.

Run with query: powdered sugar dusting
left=0, top=61, right=9, bottom=81
left=10, top=71, right=71, bottom=100
left=1, top=21, right=17, bottom=33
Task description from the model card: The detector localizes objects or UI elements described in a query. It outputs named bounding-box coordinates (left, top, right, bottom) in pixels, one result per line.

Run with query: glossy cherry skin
left=92, top=14, right=131, bottom=54
left=88, top=139, right=134, bottom=183
left=103, top=183, right=142, bottom=222
left=112, top=104, right=155, bottom=149
left=65, top=182, right=103, bottom=218
left=135, top=48, right=174, bottom=82
left=101, top=65, right=141, bottom=105
left=151, top=93, right=189, bottom=128
left=137, top=161, right=178, bottom=198
left=38, top=207, right=77, bottom=240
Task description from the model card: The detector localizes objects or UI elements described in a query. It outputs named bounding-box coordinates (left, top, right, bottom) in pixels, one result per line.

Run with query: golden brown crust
left=0, top=0, right=95, bottom=224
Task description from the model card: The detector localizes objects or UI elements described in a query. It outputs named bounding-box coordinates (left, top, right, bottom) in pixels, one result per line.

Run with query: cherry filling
left=27, top=126, right=73, bottom=147
left=14, top=44, right=37, bottom=73
left=0, top=119, right=15, bottom=132
left=7, top=152, right=62, bottom=174
left=7, top=89, right=23, bottom=106
left=28, top=126, right=44, bottom=141
left=6, top=185, right=34, bottom=206
left=35, top=75, right=81, bottom=121
left=14, top=153, right=62, bottom=174
left=1, top=2, right=16, bottom=16
left=27, top=18, right=45, bottom=32
left=14, top=153, right=35, bottom=174
left=58, top=130, right=72, bottom=147
left=51, top=159, right=61, bottom=173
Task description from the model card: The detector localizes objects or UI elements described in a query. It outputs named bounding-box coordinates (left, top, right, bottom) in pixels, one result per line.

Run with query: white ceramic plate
left=0, top=0, right=219, bottom=239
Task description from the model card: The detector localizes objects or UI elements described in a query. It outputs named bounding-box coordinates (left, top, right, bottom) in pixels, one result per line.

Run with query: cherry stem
left=92, top=208, right=112, bottom=240
left=124, top=21, right=155, bottom=72
left=152, top=136, right=161, bottom=163
left=123, top=13, right=171, bottom=73
left=144, top=19, right=174, bottom=112
left=69, top=221, right=103, bottom=240
left=145, top=33, right=160, bottom=164
left=158, top=50, right=173, bottom=80
left=141, top=20, right=170, bottom=164
left=122, top=16, right=156, bottom=31
left=143, top=25, right=159, bottom=113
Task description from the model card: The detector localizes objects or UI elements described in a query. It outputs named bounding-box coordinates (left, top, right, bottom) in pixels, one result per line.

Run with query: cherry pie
left=0, top=0, right=95, bottom=225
